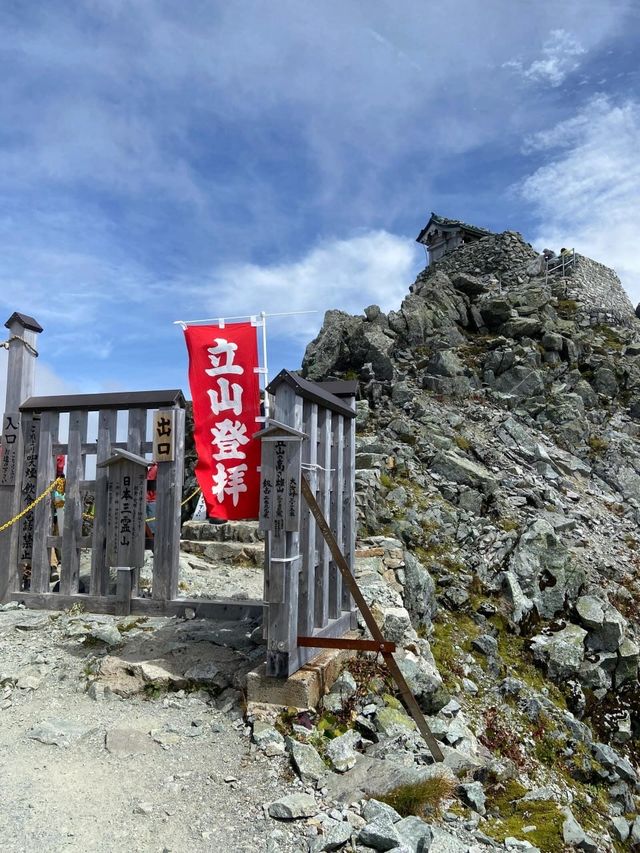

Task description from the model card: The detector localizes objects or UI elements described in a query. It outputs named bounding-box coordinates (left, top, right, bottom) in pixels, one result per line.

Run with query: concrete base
left=246, top=633, right=359, bottom=709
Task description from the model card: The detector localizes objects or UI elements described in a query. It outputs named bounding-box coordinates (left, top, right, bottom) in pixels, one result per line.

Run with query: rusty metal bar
left=300, top=475, right=444, bottom=763
left=297, top=636, right=396, bottom=653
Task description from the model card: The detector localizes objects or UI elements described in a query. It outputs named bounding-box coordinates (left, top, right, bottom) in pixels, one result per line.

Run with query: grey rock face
left=508, top=519, right=583, bottom=619
left=530, top=625, right=587, bottom=680
left=395, top=815, right=433, bottom=852
left=286, top=738, right=327, bottom=784
left=302, top=309, right=362, bottom=380
left=358, top=817, right=401, bottom=851
left=430, top=450, right=497, bottom=495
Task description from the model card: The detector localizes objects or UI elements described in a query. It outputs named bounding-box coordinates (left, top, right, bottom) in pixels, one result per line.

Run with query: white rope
left=301, top=462, right=335, bottom=473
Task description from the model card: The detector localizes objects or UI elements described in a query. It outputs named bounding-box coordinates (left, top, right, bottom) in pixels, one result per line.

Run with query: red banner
left=184, top=323, right=261, bottom=520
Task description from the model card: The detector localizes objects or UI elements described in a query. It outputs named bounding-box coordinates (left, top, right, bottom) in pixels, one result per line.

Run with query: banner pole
left=260, top=311, right=270, bottom=419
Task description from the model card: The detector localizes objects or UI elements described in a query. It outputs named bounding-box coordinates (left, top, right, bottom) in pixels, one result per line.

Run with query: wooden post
left=0, top=312, right=42, bottom=602
left=264, top=384, right=303, bottom=676
left=314, top=407, right=331, bottom=628
left=115, top=567, right=133, bottom=616
left=30, top=411, right=58, bottom=593
left=60, top=410, right=88, bottom=595
left=298, top=400, right=317, bottom=642
left=152, top=406, right=185, bottom=601
left=90, top=410, right=117, bottom=595
left=342, top=393, right=357, bottom=622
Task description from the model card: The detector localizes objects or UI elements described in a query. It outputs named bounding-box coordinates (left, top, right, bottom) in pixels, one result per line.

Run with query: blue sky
left=1, top=0, right=639, bottom=403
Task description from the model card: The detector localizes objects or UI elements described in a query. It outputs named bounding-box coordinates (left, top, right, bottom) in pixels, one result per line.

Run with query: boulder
left=508, top=519, right=583, bottom=619
left=302, top=309, right=362, bottom=380
left=268, top=793, right=318, bottom=820
left=430, top=450, right=497, bottom=495
left=530, top=625, right=587, bottom=680
left=493, top=365, right=545, bottom=398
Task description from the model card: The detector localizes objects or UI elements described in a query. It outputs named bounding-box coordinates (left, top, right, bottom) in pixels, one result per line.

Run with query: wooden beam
left=297, top=636, right=396, bottom=653
left=300, top=475, right=444, bottom=763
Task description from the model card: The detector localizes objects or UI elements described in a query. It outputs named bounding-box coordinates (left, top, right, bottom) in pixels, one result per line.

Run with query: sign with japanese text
left=0, top=413, right=20, bottom=486
left=153, top=410, right=175, bottom=462
left=105, top=462, right=147, bottom=569
left=184, top=323, right=261, bottom=520
left=18, top=416, right=40, bottom=563
left=258, top=437, right=302, bottom=536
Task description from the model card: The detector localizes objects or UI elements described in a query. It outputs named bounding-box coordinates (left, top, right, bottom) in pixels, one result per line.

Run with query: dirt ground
left=0, top=602, right=309, bottom=853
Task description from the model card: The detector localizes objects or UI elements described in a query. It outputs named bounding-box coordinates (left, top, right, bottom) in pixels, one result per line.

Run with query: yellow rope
left=0, top=477, right=64, bottom=534
left=146, top=485, right=201, bottom=524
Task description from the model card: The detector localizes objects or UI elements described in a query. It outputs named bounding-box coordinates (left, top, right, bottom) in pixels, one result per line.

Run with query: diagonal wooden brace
left=300, top=475, right=444, bottom=763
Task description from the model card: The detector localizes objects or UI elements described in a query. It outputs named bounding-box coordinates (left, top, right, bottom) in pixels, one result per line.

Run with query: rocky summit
left=292, top=229, right=640, bottom=851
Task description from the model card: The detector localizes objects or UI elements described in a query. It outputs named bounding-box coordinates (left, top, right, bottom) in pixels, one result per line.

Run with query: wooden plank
left=17, top=413, right=40, bottom=570
left=52, top=441, right=154, bottom=455
left=285, top=610, right=353, bottom=674
left=297, top=401, right=317, bottom=641
left=90, top=410, right=117, bottom=595
left=298, top=636, right=396, bottom=653
left=60, top=410, right=87, bottom=595
left=115, top=567, right=133, bottom=616
left=126, top=407, right=147, bottom=594
left=126, top=408, right=146, bottom=456
left=30, top=412, right=58, bottom=593
left=300, top=475, right=444, bottom=763
left=152, top=407, right=185, bottom=601
left=341, top=395, right=357, bottom=617
left=314, top=408, right=331, bottom=628
left=8, top=590, right=262, bottom=619
left=328, top=414, right=344, bottom=619
left=21, top=389, right=185, bottom=413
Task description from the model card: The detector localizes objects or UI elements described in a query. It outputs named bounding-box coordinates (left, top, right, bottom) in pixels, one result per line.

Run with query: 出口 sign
left=153, top=410, right=175, bottom=462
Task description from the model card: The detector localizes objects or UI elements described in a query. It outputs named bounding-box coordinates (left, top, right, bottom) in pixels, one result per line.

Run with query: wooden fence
left=260, top=370, right=357, bottom=677
left=0, top=313, right=358, bottom=679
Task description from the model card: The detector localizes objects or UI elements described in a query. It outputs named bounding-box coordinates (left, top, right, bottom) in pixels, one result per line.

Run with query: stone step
left=180, top=538, right=264, bottom=568
left=182, top=520, right=263, bottom=544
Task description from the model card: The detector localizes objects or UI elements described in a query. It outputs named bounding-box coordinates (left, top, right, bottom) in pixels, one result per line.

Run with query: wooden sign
left=259, top=438, right=302, bottom=536
left=98, top=449, right=149, bottom=569
left=153, top=409, right=175, bottom=462
left=0, top=412, right=20, bottom=486
left=18, top=415, right=40, bottom=563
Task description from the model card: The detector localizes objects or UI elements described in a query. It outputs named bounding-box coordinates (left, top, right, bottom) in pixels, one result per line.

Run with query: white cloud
left=504, top=28, right=586, bottom=88
left=179, top=230, right=422, bottom=342
left=520, top=95, right=640, bottom=302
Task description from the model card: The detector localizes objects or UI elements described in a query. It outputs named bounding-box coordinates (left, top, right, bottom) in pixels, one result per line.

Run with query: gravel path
left=0, top=605, right=307, bottom=853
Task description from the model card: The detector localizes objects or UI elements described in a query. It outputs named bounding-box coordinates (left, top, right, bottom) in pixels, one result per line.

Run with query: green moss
left=498, top=517, right=519, bottom=532
left=454, top=434, right=471, bottom=452
left=429, top=611, right=480, bottom=689
left=483, top=799, right=565, bottom=852
left=488, top=613, right=567, bottom=709
left=557, top=299, right=578, bottom=315
left=593, top=324, right=625, bottom=352
left=587, top=435, right=608, bottom=456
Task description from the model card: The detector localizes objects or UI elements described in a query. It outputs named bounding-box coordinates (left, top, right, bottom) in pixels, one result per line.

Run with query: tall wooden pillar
left=0, top=312, right=43, bottom=601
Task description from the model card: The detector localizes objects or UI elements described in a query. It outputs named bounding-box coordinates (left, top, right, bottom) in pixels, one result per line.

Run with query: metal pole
left=260, top=311, right=270, bottom=420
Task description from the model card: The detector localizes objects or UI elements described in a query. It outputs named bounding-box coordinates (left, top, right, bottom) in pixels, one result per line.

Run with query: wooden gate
left=260, top=370, right=358, bottom=676
left=0, top=311, right=258, bottom=620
